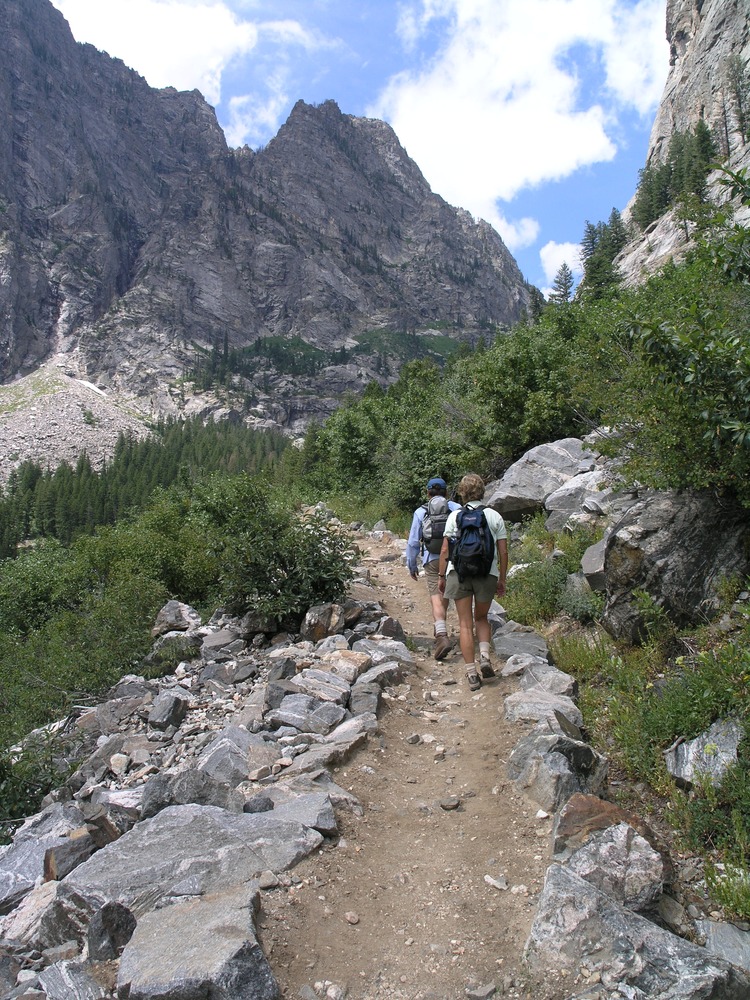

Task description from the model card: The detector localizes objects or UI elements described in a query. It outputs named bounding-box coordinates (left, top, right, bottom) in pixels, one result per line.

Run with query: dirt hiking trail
left=259, top=534, right=570, bottom=1000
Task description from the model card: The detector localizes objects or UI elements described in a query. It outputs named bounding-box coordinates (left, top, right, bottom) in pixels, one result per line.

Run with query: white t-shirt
left=444, top=501, right=507, bottom=577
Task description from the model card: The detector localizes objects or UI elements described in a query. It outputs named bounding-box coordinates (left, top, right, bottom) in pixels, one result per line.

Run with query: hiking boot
left=433, top=635, right=451, bottom=660
left=479, top=656, right=496, bottom=679
left=466, top=668, right=481, bottom=691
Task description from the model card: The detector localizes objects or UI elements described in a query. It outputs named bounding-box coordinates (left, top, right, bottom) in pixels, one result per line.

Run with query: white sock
left=435, top=621, right=447, bottom=637
left=479, top=642, right=491, bottom=659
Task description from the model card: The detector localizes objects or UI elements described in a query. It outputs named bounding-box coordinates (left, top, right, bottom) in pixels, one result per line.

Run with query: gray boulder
left=508, top=728, right=607, bottom=813
left=197, top=725, right=280, bottom=786
left=492, top=621, right=550, bottom=662
left=300, top=602, right=345, bottom=642
left=504, top=689, right=583, bottom=730
left=351, top=638, right=414, bottom=666
left=525, top=864, right=750, bottom=998
left=290, top=667, right=351, bottom=705
left=201, top=628, right=244, bottom=662
left=262, top=788, right=337, bottom=836
left=37, top=959, right=110, bottom=999
left=0, top=803, right=86, bottom=915
left=148, top=689, right=189, bottom=730
left=581, top=536, right=608, bottom=592
left=64, top=805, right=323, bottom=913
left=152, top=600, right=201, bottom=638
left=265, top=694, right=347, bottom=735
left=664, top=717, right=744, bottom=791
left=543, top=469, right=611, bottom=532
left=696, top=918, right=750, bottom=976
left=485, top=438, right=599, bottom=522
left=565, top=822, right=666, bottom=912
left=602, top=490, right=750, bottom=642
left=87, top=900, right=137, bottom=960
left=117, top=884, right=279, bottom=1000
left=519, top=661, right=577, bottom=698
left=140, top=769, right=245, bottom=820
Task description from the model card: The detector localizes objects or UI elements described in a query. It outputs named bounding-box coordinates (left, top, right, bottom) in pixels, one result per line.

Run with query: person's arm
left=496, top=537, right=508, bottom=597
left=437, top=535, right=450, bottom=593
left=406, top=510, right=422, bottom=579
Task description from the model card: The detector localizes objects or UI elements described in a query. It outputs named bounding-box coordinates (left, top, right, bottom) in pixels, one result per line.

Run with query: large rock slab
left=492, top=622, right=550, bottom=662
left=64, top=805, right=322, bottom=915
left=264, top=694, right=347, bottom=735
left=197, top=725, right=281, bottom=786
left=351, top=638, right=414, bottom=666
left=152, top=600, right=202, bottom=637
left=37, top=959, right=110, bottom=999
left=262, top=788, right=337, bottom=836
left=283, top=729, right=370, bottom=776
left=525, top=864, right=750, bottom=998
left=565, top=822, right=666, bottom=912
left=300, top=602, right=345, bottom=642
left=148, top=689, right=190, bottom=730
left=485, top=438, right=599, bottom=522
left=602, top=490, right=750, bottom=641
left=140, top=769, right=245, bottom=820
left=508, top=729, right=608, bottom=813
left=519, top=661, right=577, bottom=698
left=117, top=884, right=279, bottom=1000
left=504, top=689, right=583, bottom=729
left=697, top=918, right=750, bottom=976
left=543, top=469, right=611, bottom=532
left=0, top=803, right=86, bottom=915
left=318, top=649, right=372, bottom=684
left=289, top=667, right=351, bottom=705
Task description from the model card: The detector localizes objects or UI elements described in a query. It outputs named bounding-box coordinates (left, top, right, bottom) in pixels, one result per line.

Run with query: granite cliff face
left=618, top=0, right=750, bottom=284
left=0, top=0, right=532, bottom=440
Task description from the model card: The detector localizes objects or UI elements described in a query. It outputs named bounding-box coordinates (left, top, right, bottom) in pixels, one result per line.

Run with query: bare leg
left=454, top=595, right=476, bottom=665
left=473, top=599, right=492, bottom=646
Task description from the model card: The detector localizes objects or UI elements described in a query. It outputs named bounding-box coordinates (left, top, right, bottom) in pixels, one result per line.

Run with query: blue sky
left=50, top=0, right=670, bottom=294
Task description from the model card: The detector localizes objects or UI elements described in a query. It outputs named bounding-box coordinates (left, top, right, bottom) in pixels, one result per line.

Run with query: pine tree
left=548, top=262, right=575, bottom=303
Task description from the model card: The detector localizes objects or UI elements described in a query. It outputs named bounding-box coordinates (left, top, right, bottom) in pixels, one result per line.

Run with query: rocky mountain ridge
left=618, top=0, right=750, bottom=284
left=0, top=0, right=532, bottom=449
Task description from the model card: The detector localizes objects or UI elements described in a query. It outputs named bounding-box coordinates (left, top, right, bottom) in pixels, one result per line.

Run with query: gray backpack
left=421, top=496, right=450, bottom=555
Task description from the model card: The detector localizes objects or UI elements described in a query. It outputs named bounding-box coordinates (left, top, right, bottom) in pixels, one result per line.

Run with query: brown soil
left=258, top=536, right=571, bottom=1000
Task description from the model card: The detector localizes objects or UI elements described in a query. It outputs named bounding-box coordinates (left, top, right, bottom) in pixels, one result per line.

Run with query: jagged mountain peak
left=0, top=0, right=532, bottom=459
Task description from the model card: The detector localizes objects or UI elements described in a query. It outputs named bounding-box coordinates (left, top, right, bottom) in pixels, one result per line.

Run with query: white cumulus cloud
left=371, top=0, right=668, bottom=249
left=52, top=0, right=328, bottom=113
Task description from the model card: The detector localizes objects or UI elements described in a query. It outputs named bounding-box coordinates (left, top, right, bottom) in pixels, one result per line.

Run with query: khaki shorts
left=444, top=569, right=498, bottom=604
left=424, top=559, right=443, bottom=597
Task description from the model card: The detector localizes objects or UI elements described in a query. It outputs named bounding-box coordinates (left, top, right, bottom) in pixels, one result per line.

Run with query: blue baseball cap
left=427, top=477, right=446, bottom=490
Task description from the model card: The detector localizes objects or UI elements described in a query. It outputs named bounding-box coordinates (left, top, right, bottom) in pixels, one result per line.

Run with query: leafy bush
left=503, top=517, right=604, bottom=626
left=0, top=473, right=357, bottom=754
left=503, top=559, right=569, bottom=625
left=0, top=731, right=84, bottom=844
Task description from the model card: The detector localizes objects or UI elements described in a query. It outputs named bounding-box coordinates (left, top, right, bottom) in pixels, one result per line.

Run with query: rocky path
left=258, top=534, right=568, bottom=1000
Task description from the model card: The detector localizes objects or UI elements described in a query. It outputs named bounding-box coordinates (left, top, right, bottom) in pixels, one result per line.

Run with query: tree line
left=0, top=416, right=288, bottom=557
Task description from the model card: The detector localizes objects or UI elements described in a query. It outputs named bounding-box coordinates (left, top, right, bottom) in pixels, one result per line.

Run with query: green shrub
left=503, top=559, right=568, bottom=625
left=706, top=858, right=750, bottom=922
left=0, top=730, right=84, bottom=844
left=0, top=473, right=358, bottom=755
left=559, top=584, right=604, bottom=624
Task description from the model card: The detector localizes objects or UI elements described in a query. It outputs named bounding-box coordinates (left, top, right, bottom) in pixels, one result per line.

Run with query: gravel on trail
left=258, top=534, right=571, bottom=1000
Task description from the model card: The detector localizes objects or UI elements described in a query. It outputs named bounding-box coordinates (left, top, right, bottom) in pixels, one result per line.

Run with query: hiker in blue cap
left=406, top=477, right=461, bottom=659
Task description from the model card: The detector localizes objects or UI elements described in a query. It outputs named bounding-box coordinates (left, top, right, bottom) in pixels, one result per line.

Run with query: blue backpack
left=450, top=505, right=494, bottom=581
